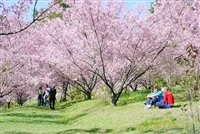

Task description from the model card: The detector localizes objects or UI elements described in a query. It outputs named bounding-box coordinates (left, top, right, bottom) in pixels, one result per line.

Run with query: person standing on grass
left=155, top=86, right=174, bottom=109
left=37, top=86, right=43, bottom=106
left=144, top=87, right=163, bottom=109
left=43, top=84, right=50, bottom=107
left=49, top=85, right=57, bottom=110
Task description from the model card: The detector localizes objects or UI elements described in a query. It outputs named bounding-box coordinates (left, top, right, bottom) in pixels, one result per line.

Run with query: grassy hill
left=0, top=95, right=194, bottom=134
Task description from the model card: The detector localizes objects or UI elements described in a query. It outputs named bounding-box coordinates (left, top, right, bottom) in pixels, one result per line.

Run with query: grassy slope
left=0, top=97, right=191, bottom=134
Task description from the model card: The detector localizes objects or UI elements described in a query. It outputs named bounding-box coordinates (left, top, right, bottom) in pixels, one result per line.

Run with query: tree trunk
left=17, top=95, right=24, bottom=106
left=111, top=93, right=118, bottom=106
left=19, top=100, right=23, bottom=106
left=7, top=102, right=10, bottom=109
left=124, top=87, right=128, bottom=93
left=134, top=83, right=138, bottom=91
left=60, top=82, right=69, bottom=102
left=60, top=88, right=67, bottom=101
left=129, top=83, right=138, bottom=91
left=0, top=101, right=2, bottom=108
left=85, top=91, right=92, bottom=100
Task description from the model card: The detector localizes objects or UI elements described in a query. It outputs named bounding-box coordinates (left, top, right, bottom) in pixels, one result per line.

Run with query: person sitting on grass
left=155, top=86, right=174, bottom=109
left=144, top=87, right=163, bottom=109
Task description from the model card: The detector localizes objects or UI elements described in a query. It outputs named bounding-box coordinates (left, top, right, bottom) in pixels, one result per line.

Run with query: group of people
left=144, top=86, right=174, bottom=109
left=37, top=84, right=57, bottom=110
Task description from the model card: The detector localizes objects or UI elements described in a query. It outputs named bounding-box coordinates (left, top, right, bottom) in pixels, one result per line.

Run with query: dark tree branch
left=0, top=0, right=63, bottom=36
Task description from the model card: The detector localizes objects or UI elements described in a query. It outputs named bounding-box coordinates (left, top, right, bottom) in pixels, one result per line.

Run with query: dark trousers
left=37, top=95, right=43, bottom=106
left=145, top=97, right=158, bottom=106
left=155, top=101, right=173, bottom=109
left=50, top=98, right=56, bottom=110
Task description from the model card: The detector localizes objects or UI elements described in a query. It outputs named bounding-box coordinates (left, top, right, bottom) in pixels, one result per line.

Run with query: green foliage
left=154, top=78, right=167, bottom=89
left=94, top=87, right=111, bottom=104
left=48, top=12, right=63, bottom=20
left=119, top=90, right=149, bottom=104
left=33, top=10, right=39, bottom=20
left=120, top=85, right=186, bottom=103
left=181, top=74, right=200, bottom=101
left=170, top=76, right=183, bottom=86
left=1, top=101, right=16, bottom=109
left=68, top=88, right=85, bottom=100
left=47, top=2, right=70, bottom=20
left=149, top=2, right=155, bottom=13
left=60, top=2, right=70, bottom=10
left=55, top=0, right=62, bottom=3
left=170, top=85, right=187, bottom=101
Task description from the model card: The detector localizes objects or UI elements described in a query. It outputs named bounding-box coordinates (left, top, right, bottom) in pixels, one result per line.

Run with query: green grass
left=137, top=112, right=184, bottom=133
left=119, top=90, right=149, bottom=105
left=0, top=97, right=195, bottom=134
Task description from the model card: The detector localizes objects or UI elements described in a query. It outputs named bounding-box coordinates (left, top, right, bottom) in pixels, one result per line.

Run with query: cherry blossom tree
left=150, top=0, right=200, bottom=66
left=0, top=0, right=70, bottom=36
left=30, top=0, right=167, bottom=106
left=0, top=58, right=34, bottom=107
left=0, top=28, right=49, bottom=107
left=2, top=0, right=200, bottom=108
left=21, top=18, right=99, bottom=100
left=150, top=1, right=200, bottom=132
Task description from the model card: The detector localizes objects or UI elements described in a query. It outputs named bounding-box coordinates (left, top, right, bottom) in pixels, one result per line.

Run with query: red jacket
left=163, top=91, right=174, bottom=105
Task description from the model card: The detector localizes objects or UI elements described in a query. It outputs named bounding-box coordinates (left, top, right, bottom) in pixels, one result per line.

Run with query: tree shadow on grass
left=56, top=126, right=136, bottom=134
left=56, top=128, right=113, bottom=134
left=56, top=99, right=85, bottom=110
left=156, top=128, right=186, bottom=134
left=125, top=126, right=136, bottom=132
left=63, top=113, right=88, bottom=124
left=1, top=112, right=59, bottom=119
left=3, top=113, right=88, bottom=125
left=6, top=119, right=65, bottom=125
left=138, top=128, right=186, bottom=134
left=4, top=132, right=34, bottom=134
left=173, top=104, right=182, bottom=108
left=117, top=99, right=136, bottom=106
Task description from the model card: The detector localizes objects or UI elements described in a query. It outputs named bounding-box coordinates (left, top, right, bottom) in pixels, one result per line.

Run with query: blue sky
left=125, top=0, right=154, bottom=7
left=3, top=0, right=154, bottom=20
left=29, top=0, right=154, bottom=7
left=4, top=0, right=154, bottom=9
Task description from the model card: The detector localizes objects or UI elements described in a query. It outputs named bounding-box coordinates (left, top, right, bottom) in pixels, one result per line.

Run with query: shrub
left=154, top=78, right=168, bottom=89
left=68, top=88, right=85, bottom=100
left=93, top=87, right=111, bottom=104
